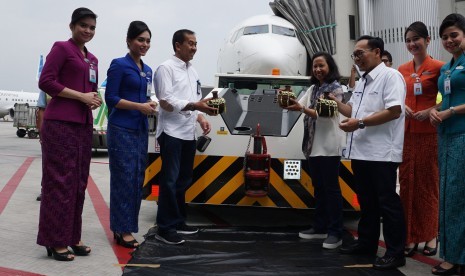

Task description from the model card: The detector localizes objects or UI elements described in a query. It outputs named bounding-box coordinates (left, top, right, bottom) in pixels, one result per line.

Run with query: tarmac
left=0, top=119, right=445, bottom=276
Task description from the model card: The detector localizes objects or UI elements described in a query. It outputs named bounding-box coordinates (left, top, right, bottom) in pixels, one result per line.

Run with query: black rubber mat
left=123, top=226, right=405, bottom=276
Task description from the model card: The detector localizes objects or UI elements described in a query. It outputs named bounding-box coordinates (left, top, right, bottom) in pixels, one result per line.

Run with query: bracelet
left=449, top=106, right=456, bottom=115
left=300, top=106, right=305, bottom=113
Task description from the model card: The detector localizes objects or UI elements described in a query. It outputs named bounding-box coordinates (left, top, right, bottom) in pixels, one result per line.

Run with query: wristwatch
left=300, top=106, right=305, bottom=113
left=358, top=119, right=365, bottom=129
left=186, top=102, right=195, bottom=111
left=449, top=106, right=456, bottom=115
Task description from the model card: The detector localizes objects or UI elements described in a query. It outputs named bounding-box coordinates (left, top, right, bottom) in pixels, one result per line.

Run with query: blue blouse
left=105, top=54, right=152, bottom=130
left=438, top=53, right=465, bottom=134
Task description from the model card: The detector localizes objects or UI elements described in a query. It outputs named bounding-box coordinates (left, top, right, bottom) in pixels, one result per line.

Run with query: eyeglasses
left=351, top=49, right=373, bottom=60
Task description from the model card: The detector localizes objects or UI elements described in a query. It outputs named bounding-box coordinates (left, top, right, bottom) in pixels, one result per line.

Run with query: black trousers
left=352, top=159, right=406, bottom=258
left=308, top=156, right=343, bottom=238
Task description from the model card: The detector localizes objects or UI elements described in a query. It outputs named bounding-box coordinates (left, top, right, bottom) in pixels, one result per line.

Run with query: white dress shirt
left=154, top=56, right=202, bottom=140
left=345, top=62, right=406, bottom=162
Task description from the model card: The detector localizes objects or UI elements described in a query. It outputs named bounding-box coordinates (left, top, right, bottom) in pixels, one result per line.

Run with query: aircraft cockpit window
left=243, top=25, right=269, bottom=35
left=272, top=25, right=296, bottom=37
left=230, top=28, right=243, bottom=43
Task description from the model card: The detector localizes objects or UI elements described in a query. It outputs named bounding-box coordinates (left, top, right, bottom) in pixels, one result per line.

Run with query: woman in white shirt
left=284, top=52, right=345, bottom=249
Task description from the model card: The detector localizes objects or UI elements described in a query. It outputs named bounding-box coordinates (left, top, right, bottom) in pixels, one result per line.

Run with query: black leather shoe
left=373, top=255, right=406, bottom=270
left=432, top=263, right=458, bottom=275
left=339, top=241, right=377, bottom=256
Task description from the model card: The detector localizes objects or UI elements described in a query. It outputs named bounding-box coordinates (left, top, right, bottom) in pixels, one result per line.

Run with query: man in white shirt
left=154, top=29, right=217, bottom=245
left=331, top=35, right=407, bottom=270
left=347, top=50, right=392, bottom=93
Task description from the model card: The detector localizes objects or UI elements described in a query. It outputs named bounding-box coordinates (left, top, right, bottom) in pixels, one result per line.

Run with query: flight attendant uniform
left=398, top=56, right=444, bottom=245
left=37, top=38, right=98, bottom=247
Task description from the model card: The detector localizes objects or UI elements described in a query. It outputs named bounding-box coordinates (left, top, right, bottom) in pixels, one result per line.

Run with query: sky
left=0, top=0, right=274, bottom=92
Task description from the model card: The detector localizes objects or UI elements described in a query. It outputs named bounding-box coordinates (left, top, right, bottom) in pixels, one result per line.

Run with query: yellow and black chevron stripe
left=143, top=153, right=360, bottom=211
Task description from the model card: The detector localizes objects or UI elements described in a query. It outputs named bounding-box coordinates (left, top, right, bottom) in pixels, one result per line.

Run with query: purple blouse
left=39, top=38, right=98, bottom=124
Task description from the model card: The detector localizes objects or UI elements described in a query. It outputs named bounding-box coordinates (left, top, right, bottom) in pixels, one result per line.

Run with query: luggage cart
left=13, top=103, right=39, bottom=138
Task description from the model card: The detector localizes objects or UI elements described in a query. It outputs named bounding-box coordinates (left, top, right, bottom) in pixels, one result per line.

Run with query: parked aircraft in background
left=217, top=14, right=308, bottom=76
left=0, top=91, right=39, bottom=120
left=0, top=55, right=44, bottom=120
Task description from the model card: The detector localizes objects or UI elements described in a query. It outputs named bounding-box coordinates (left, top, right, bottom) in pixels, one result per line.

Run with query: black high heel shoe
left=423, top=238, right=438, bottom=256
left=46, top=247, right=74, bottom=261
left=114, top=232, right=139, bottom=248
left=432, top=262, right=458, bottom=275
left=404, top=243, right=418, bottom=257
left=70, top=244, right=91, bottom=256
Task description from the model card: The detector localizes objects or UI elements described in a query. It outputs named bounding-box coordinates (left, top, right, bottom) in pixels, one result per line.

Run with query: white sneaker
left=322, top=235, right=342, bottom=249
left=298, top=228, right=328, bottom=239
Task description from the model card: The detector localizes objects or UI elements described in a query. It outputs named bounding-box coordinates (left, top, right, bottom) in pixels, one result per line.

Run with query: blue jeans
left=307, top=156, right=343, bottom=238
left=156, top=132, right=196, bottom=232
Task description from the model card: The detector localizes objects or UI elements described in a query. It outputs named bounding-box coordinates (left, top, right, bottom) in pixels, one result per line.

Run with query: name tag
left=89, top=68, right=97, bottom=83
left=414, top=82, right=422, bottom=96
left=444, top=79, right=451, bottom=95
left=147, top=80, right=152, bottom=97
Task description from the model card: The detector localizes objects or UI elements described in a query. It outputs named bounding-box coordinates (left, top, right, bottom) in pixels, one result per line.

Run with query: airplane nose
left=241, top=49, right=303, bottom=76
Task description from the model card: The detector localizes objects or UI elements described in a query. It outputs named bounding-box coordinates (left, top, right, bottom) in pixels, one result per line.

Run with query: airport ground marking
left=87, top=176, right=134, bottom=268
left=0, top=157, right=34, bottom=215
left=347, top=229, right=439, bottom=266
left=0, top=267, right=45, bottom=276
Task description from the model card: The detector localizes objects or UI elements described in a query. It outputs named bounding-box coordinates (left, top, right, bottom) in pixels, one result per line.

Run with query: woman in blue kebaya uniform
left=105, top=21, right=157, bottom=248
left=429, top=13, right=465, bottom=275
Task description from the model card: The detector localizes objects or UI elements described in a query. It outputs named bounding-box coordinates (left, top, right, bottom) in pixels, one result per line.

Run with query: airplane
left=0, top=55, right=43, bottom=120
left=0, top=91, right=40, bottom=120
left=217, top=14, right=308, bottom=76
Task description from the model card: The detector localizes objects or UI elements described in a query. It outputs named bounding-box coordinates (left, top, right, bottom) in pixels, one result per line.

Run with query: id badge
left=414, top=82, right=423, bottom=96
left=444, top=79, right=451, bottom=95
left=146, top=80, right=152, bottom=97
left=196, top=80, right=201, bottom=95
left=89, top=68, right=97, bottom=83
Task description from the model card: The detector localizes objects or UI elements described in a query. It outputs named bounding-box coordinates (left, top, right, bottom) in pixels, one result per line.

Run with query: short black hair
left=127, top=21, right=151, bottom=41
left=357, top=35, right=384, bottom=58
left=405, top=21, right=429, bottom=40
left=382, top=50, right=392, bottom=62
left=172, top=29, right=195, bottom=52
left=71, top=7, right=97, bottom=25
left=309, top=52, right=341, bottom=86
left=439, top=13, right=465, bottom=36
